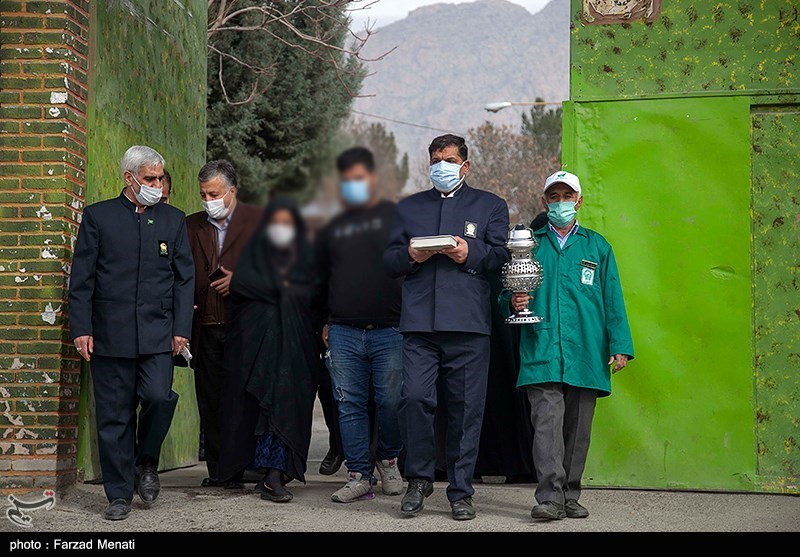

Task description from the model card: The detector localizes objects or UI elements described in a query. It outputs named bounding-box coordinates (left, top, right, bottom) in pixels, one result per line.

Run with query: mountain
left=353, top=0, right=570, bottom=159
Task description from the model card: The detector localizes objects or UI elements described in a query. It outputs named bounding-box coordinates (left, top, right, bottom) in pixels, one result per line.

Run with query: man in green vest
left=502, top=170, right=634, bottom=521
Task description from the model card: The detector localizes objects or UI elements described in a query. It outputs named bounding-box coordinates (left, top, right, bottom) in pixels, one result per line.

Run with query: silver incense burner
left=501, top=224, right=544, bottom=325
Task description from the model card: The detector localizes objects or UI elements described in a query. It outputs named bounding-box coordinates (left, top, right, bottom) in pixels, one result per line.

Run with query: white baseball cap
left=544, top=170, right=581, bottom=196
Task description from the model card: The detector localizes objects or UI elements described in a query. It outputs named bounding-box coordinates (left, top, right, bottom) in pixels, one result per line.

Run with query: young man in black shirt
left=316, top=148, right=405, bottom=503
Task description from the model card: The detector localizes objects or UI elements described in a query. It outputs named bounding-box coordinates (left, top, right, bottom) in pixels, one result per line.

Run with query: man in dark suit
left=69, top=145, right=195, bottom=521
left=185, top=160, right=261, bottom=487
left=160, top=169, right=172, bottom=204
left=384, top=134, right=510, bottom=521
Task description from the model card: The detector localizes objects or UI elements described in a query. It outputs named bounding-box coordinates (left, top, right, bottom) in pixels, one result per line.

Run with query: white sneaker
left=331, top=472, right=375, bottom=503
left=376, top=458, right=404, bottom=495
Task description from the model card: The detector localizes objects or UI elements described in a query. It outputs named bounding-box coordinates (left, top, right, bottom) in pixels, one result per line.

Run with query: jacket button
left=204, top=264, right=209, bottom=271
left=200, top=288, right=207, bottom=295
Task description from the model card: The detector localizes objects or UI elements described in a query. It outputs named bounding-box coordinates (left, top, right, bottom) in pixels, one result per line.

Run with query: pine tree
left=520, top=97, right=562, bottom=164
left=207, top=1, right=364, bottom=204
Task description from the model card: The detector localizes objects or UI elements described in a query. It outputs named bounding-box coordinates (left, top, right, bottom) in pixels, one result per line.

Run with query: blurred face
left=541, top=183, right=582, bottom=212
left=340, top=163, right=376, bottom=190
left=339, top=163, right=377, bottom=206
left=161, top=182, right=171, bottom=204
left=430, top=145, right=470, bottom=178
left=270, top=208, right=295, bottom=228
left=199, top=175, right=236, bottom=209
left=125, top=163, right=165, bottom=194
left=266, top=208, right=297, bottom=249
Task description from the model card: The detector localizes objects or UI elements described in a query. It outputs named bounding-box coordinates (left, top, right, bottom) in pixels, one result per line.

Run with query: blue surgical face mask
left=340, top=179, right=370, bottom=206
left=430, top=161, right=466, bottom=193
left=547, top=201, right=578, bottom=228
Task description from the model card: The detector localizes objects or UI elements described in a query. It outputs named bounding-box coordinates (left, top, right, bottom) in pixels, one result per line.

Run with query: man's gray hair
left=198, top=159, right=238, bottom=191
left=121, top=145, right=166, bottom=177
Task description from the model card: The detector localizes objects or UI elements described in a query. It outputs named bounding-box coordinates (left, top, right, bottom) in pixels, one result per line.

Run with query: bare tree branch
left=217, top=53, right=261, bottom=105
left=208, top=0, right=393, bottom=105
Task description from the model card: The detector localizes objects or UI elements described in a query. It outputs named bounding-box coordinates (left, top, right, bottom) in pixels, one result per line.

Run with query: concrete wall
left=565, top=0, right=799, bottom=493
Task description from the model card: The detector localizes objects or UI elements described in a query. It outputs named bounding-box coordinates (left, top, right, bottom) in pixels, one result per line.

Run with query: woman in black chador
left=218, top=197, right=324, bottom=502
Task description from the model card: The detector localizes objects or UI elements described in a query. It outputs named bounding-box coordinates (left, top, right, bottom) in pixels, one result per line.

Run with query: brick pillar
left=0, top=0, right=89, bottom=494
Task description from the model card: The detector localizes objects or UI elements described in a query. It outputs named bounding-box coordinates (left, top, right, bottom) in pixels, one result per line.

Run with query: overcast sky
left=350, top=0, right=551, bottom=29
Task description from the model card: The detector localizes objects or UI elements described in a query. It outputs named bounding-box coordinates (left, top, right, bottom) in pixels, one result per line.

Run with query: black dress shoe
left=319, top=448, right=344, bottom=476
left=103, top=499, right=131, bottom=521
left=565, top=499, right=589, bottom=518
left=137, top=463, right=160, bottom=505
left=531, top=501, right=566, bottom=520
left=400, top=478, right=433, bottom=516
left=451, top=497, right=476, bottom=521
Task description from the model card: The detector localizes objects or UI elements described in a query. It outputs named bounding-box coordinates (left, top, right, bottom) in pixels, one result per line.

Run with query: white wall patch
left=41, top=303, right=60, bottom=325
left=36, top=206, right=52, bottom=220
left=50, top=91, right=68, bottom=104
left=2, top=401, right=25, bottom=427
left=15, top=428, right=39, bottom=440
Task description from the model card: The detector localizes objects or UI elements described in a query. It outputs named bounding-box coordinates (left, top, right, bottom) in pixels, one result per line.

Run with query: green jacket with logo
left=500, top=225, right=634, bottom=396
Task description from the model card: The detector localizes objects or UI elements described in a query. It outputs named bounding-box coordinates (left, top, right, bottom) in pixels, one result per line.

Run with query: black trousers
left=91, top=353, right=178, bottom=502
left=194, top=324, right=226, bottom=479
left=400, top=332, right=490, bottom=503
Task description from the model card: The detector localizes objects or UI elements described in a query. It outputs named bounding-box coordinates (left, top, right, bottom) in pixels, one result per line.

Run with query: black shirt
left=316, top=200, right=402, bottom=328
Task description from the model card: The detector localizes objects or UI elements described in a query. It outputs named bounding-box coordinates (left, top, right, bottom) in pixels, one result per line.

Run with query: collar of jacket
left=118, top=189, right=144, bottom=212
left=428, top=182, right=470, bottom=199
left=534, top=222, right=587, bottom=237
left=535, top=222, right=588, bottom=252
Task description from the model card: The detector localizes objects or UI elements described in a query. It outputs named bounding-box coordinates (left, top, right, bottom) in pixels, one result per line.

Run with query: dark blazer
left=68, top=192, right=195, bottom=357
left=185, top=202, right=262, bottom=362
left=384, top=184, right=510, bottom=335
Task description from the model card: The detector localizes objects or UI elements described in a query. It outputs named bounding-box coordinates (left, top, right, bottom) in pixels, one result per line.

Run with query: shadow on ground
left=15, top=464, right=800, bottom=532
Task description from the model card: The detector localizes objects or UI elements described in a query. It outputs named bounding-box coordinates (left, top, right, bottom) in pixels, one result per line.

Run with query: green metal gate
left=751, top=108, right=800, bottom=490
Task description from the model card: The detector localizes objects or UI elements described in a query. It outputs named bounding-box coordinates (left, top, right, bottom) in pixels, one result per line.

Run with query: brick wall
left=0, top=0, right=89, bottom=494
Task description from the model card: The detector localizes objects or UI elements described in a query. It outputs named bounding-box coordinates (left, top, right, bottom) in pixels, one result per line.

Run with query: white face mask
left=130, top=174, right=162, bottom=206
left=266, top=223, right=296, bottom=249
left=201, top=190, right=232, bottom=220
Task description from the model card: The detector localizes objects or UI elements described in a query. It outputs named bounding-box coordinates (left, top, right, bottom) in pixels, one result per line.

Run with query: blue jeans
left=327, top=324, right=404, bottom=479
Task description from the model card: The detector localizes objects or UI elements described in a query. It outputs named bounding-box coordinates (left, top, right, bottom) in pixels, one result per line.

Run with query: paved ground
left=9, top=464, right=799, bottom=532
left=5, top=402, right=799, bottom=532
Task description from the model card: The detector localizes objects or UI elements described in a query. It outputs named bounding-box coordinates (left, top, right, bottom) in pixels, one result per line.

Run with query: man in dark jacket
left=185, top=160, right=261, bottom=487
left=384, top=135, right=510, bottom=521
left=68, top=145, right=195, bottom=521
